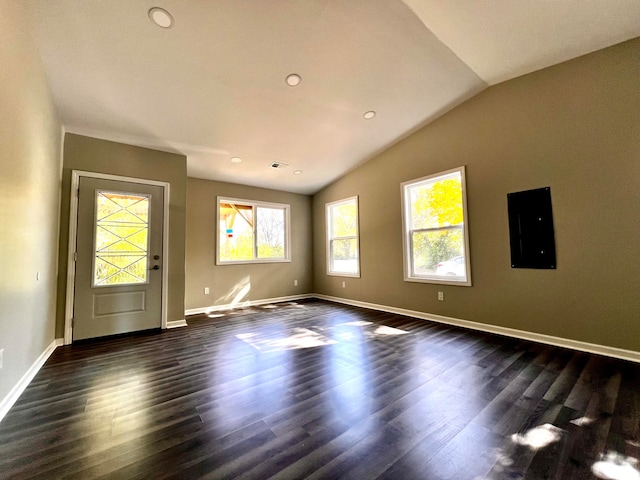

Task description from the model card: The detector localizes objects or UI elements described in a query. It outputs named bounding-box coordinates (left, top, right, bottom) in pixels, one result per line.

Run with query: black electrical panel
left=507, top=187, right=556, bottom=269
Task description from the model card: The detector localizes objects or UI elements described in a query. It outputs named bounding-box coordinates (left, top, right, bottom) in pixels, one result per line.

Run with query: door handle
left=150, top=265, right=160, bottom=270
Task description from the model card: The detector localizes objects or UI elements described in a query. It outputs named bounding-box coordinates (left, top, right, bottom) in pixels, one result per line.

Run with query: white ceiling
left=25, top=0, right=640, bottom=194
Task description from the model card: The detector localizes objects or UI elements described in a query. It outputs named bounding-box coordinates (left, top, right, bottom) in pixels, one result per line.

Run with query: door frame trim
left=64, top=170, right=170, bottom=345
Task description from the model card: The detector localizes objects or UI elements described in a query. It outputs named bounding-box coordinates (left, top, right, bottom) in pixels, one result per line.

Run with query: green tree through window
left=402, top=167, right=471, bottom=285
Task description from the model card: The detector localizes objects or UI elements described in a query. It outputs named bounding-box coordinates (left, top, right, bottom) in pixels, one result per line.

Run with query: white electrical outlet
left=294, top=279, right=298, bottom=286
left=342, top=281, right=346, bottom=288
left=204, top=287, right=210, bottom=295
left=0, top=349, right=4, bottom=369
left=438, top=291, right=444, bottom=301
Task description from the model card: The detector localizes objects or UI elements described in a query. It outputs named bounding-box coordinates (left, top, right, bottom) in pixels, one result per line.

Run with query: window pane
left=409, top=172, right=463, bottom=230
left=94, top=191, right=149, bottom=286
left=411, top=228, right=465, bottom=277
left=331, top=238, right=358, bottom=274
left=331, top=202, right=357, bottom=237
left=257, top=207, right=285, bottom=258
left=219, top=202, right=254, bottom=261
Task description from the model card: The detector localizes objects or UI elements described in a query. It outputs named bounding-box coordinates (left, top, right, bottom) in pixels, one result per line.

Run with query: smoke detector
left=269, top=162, right=289, bottom=169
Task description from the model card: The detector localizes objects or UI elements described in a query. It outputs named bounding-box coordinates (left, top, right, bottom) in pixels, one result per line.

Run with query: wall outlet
left=0, top=349, right=3, bottom=369
left=294, top=279, right=298, bottom=286
left=438, top=291, right=444, bottom=301
left=342, top=281, right=346, bottom=288
left=204, top=287, right=210, bottom=295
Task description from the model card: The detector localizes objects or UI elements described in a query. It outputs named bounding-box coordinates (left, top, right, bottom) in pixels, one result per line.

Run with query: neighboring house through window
left=217, top=197, right=290, bottom=264
left=401, top=166, right=471, bottom=285
left=326, top=196, right=360, bottom=277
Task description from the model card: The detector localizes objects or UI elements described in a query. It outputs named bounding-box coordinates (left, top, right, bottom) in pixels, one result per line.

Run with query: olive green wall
left=56, top=134, right=187, bottom=337
left=185, top=177, right=313, bottom=311
left=0, top=1, right=62, bottom=405
left=313, top=38, right=640, bottom=352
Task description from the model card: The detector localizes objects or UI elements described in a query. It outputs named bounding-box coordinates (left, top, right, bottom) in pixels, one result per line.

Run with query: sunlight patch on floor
left=236, top=328, right=337, bottom=352
left=286, top=302, right=307, bottom=308
left=337, top=321, right=373, bottom=327
left=570, top=416, right=595, bottom=426
left=374, top=325, right=410, bottom=336
left=511, top=424, right=564, bottom=450
left=202, top=300, right=307, bottom=320
left=330, top=321, right=410, bottom=337
left=235, top=316, right=410, bottom=352
left=592, top=452, right=640, bottom=480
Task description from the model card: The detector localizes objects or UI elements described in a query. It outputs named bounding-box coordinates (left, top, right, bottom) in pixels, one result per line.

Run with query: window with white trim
left=217, top=197, right=291, bottom=264
left=401, top=167, right=471, bottom=285
left=326, top=196, right=360, bottom=277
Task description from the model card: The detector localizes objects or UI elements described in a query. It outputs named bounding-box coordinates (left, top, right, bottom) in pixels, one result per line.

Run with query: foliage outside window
left=217, top=197, right=290, bottom=264
left=401, top=167, right=471, bottom=285
left=326, top=196, right=360, bottom=277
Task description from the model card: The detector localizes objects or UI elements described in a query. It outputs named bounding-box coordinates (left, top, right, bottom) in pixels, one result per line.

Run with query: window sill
left=217, top=258, right=292, bottom=266
left=327, top=271, right=360, bottom=278
left=404, top=275, right=471, bottom=287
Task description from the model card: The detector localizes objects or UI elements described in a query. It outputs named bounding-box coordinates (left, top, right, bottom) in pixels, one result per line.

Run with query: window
left=401, top=166, right=471, bottom=285
left=217, top=197, right=290, bottom=264
left=326, top=196, right=359, bottom=277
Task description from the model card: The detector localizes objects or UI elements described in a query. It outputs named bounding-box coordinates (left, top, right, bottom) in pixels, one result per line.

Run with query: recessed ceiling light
left=230, top=157, right=243, bottom=164
left=293, top=170, right=303, bottom=175
left=285, top=74, right=302, bottom=87
left=149, top=7, right=174, bottom=29
left=363, top=110, right=376, bottom=120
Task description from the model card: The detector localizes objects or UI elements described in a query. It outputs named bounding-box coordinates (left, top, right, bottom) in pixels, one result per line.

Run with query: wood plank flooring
left=1, top=299, right=639, bottom=479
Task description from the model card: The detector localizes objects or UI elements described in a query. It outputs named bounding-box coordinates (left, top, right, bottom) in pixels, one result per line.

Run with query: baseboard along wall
left=0, top=338, right=63, bottom=424
left=166, top=319, right=188, bottom=329
left=184, top=294, right=311, bottom=316
left=312, top=294, right=640, bottom=364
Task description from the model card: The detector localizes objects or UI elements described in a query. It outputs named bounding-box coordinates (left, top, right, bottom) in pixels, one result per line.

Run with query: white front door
left=72, top=177, right=164, bottom=341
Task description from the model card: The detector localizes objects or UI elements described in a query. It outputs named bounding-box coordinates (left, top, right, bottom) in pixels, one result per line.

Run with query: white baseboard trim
left=185, top=294, right=312, bottom=317
left=313, top=294, right=640, bottom=364
left=0, top=338, right=63, bottom=423
left=166, top=319, right=187, bottom=329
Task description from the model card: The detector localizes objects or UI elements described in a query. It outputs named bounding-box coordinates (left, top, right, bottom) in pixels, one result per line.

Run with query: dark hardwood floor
left=1, top=299, right=639, bottom=479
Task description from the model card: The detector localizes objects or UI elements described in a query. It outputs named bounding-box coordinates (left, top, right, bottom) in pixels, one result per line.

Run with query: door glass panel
left=94, top=191, right=150, bottom=286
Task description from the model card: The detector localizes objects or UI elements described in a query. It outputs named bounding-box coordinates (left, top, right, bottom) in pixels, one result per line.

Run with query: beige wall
left=186, top=178, right=312, bottom=311
left=56, top=134, right=187, bottom=337
left=0, top=1, right=62, bottom=402
left=313, top=38, right=640, bottom=352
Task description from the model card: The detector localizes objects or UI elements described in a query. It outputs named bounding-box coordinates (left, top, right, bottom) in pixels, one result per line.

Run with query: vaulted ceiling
left=25, top=0, right=640, bottom=194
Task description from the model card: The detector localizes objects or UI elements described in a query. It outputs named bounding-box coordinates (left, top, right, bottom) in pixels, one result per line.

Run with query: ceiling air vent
left=269, top=161, right=289, bottom=169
